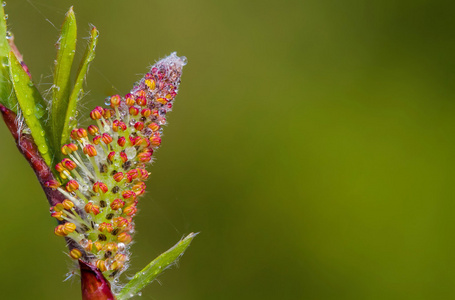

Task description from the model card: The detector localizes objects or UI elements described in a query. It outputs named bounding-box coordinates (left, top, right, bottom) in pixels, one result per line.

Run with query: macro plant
left=0, top=5, right=196, bottom=300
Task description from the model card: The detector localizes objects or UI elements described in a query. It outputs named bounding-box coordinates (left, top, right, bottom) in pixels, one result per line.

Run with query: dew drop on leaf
left=39, top=144, right=48, bottom=154
left=35, top=103, right=46, bottom=119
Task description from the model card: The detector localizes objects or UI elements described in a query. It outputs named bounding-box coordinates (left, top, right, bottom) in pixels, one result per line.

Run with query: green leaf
left=117, top=233, right=198, bottom=300
left=50, top=6, right=77, bottom=154
left=9, top=51, right=52, bottom=166
left=0, top=5, right=16, bottom=111
left=60, top=25, right=98, bottom=149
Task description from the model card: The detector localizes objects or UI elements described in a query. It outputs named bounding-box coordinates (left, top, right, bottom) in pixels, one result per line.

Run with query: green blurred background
left=1, top=0, right=454, bottom=299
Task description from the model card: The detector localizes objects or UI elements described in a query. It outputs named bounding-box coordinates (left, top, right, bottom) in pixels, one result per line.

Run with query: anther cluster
left=44, top=53, right=186, bottom=281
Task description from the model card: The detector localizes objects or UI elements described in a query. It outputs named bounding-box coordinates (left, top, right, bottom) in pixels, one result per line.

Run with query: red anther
left=90, top=108, right=103, bottom=120
left=93, top=182, right=108, bottom=194
left=126, top=173, right=133, bottom=183
left=128, top=136, right=141, bottom=146
left=76, top=128, right=88, bottom=139
left=117, top=136, right=126, bottom=147
left=54, top=225, right=67, bottom=237
left=141, top=108, right=152, bottom=117
left=44, top=180, right=61, bottom=189
left=112, top=120, right=119, bottom=132
left=61, top=144, right=72, bottom=155
left=84, top=202, right=93, bottom=213
left=127, top=169, right=139, bottom=179
left=136, top=96, right=147, bottom=106
left=125, top=93, right=135, bottom=106
left=102, top=133, right=113, bottom=144
left=113, top=172, right=124, bottom=182
left=117, top=232, right=132, bottom=244
left=63, top=222, right=77, bottom=234
left=103, top=109, right=114, bottom=119
left=113, top=217, right=130, bottom=229
left=62, top=199, right=74, bottom=210
left=94, top=106, right=104, bottom=114
left=51, top=211, right=64, bottom=221
left=120, top=152, right=128, bottom=163
left=99, top=222, right=113, bottom=233
left=108, top=151, right=116, bottom=162
left=167, top=103, right=173, bottom=109
left=83, top=144, right=97, bottom=157
left=138, top=148, right=153, bottom=162
left=85, top=202, right=101, bottom=215
left=138, top=154, right=151, bottom=163
left=151, top=109, right=159, bottom=117
left=139, top=168, right=149, bottom=179
left=118, top=121, right=127, bottom=131
left=87, top=125, right=99, bottom=136
left=110, top=199, right=125, bottom=210
left=70, top=129, right=79, bottom=140
left=66, top=180, right=79, bottom=192
left=68, top=143, right=78, bottom=152
left=145, top=78, right=156, bottom=90
left=123, top=205, right=137, bottom=216
left=133, top=182, right=146, bottom=195
left=129, top=106, right=139, bottom=116
left=156, top=97, right=168, bottom=105
left=136, top=90, right=146, bottom=98
left=62, top=158, right=77, bottom=170
left=54, top=203, right=65, bottom=212
left=92, top=135, right=102, bottom=145
left=110, top=94, right=121, bottom=108
left=55, top=162, right=66, bottom=173
left=148, top=122, right=160, bottom=132
left=134, top=122, right=144, bottom=131
left=121, top=190, right=136, bottom=200
left=150, top=136, right=161, bottom=147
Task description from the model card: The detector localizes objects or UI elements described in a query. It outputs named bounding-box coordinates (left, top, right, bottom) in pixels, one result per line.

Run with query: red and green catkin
left=44, top=53, right=186, bottom=284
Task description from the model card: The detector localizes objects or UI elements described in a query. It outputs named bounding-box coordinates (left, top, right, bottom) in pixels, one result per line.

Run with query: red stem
left=0, top=104, right=64, bottom=206
left=80, top=260, right=116, bottom=300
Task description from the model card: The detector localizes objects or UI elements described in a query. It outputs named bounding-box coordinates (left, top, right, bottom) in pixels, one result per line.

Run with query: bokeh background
left=1, top=0, right=454, bottom=299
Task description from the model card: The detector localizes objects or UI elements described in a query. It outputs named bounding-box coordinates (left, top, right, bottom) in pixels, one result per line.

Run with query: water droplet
left=125, top=147, right=137, bottom=160
left=38, top=144, right=48, bottom=154
left=40, top=130, right=45, bottom=137
left=2, top=2, right=6, bottom=7
left=27, top=82, right=33, bottom=87
left=4, top=14, right=8, bottom=20
left=137, top=292, right=142, bottom=296
left=6, top=31, right=12, bottom=40
left=180, top=56, right=188, bottom=65
left=35, top=103, right=45, bottom=119
left=25, top=108, right=32, bottom=115
left=13, top=74, right=19, bottom=82
left=80, top=239, right=89, bottom=247
left=104, top=97, right=111, bottom=106
left=117, top=243, right=125, bottom=252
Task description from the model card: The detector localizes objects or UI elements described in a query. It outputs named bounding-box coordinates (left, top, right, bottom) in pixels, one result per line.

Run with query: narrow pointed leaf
left=60, top=26, right=98, bottom=148
left=117, top=233, right=198, bottom=300
left=0, top=5, right=16, bottom=111
left=51, top=6, right=77, bottom=153
left=9, top=52, right=52, bottom=166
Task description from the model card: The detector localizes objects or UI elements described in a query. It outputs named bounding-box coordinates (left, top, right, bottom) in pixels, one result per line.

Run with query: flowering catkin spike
left=46, top=52, right=187, bottom=289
